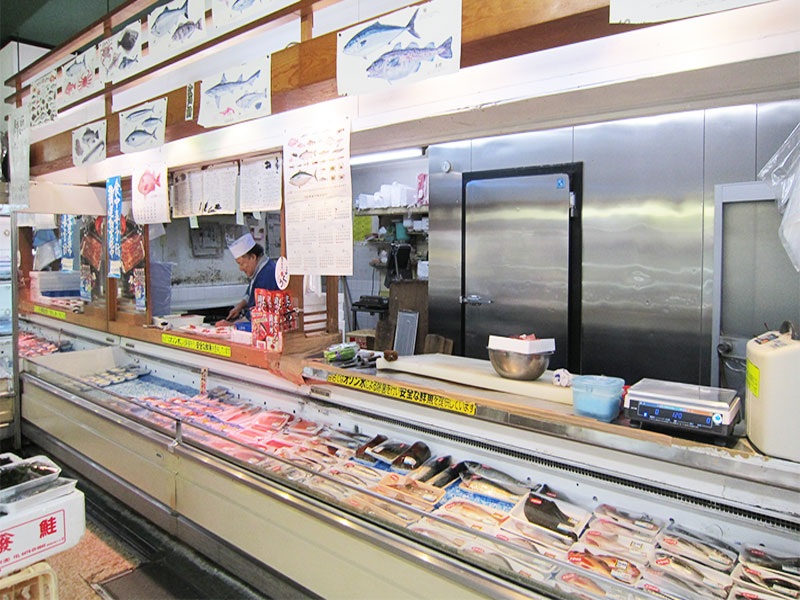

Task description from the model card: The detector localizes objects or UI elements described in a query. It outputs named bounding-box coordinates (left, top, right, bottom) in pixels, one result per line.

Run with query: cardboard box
left=347, top=329, right=376, bottom=350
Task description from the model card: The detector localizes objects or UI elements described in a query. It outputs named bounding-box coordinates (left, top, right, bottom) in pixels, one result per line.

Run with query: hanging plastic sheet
left=759, top=122, right=800, bottom=271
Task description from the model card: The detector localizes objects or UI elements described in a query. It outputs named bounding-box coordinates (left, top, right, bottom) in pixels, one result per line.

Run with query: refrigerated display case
left=16, top=318, right=800, bottom=600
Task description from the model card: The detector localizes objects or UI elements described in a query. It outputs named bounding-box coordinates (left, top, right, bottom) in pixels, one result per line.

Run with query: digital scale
left=624, top=378, right=741, bottom=438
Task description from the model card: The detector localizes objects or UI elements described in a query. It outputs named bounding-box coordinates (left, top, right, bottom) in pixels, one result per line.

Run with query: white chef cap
left=229, top=232, right=256, bottom=259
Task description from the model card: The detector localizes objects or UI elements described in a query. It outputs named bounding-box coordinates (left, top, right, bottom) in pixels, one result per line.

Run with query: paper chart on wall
left=239, top=153, right=282, bottom=212
left=171, top=164, right=238, bottom=218
left=132, top=163, right=170, bottom=224
left=71, top=119, right=106, bottom=166
left=30, top=71, right=58, bottom=127
left=99, top=22, right=143, bottom=83
left=197, top=57, right=271, bottom=128
left=609, top=0, right=772, bottom=22
left=60, top=46, right=102, bottom=106
left=283, top=119, right=352, bottom=276
left=211, top=0, right=294, bottom=31
left=8, top=105, right=30, bottom=208
left=147, top=0, right=207, bottom=60
left=119, top=97, right=167, bottom=154
left=336, top=0, right=462, bottom=96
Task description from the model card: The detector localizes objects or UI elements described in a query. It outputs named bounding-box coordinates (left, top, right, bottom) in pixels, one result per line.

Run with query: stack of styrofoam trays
left=82, top=364, right=151, bottom=388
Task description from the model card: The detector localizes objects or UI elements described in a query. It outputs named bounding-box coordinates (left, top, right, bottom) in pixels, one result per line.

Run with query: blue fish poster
left=60, top=215, right=77, bottom=272
left=197, top=57, right=271, bottom=128
left=336, top=0, right=462, bottom=96
left=147, top=0, right=207, bottom=59
left=118, top=97, right=168, bottom=154
left=106, top=176, right=123, bottom=279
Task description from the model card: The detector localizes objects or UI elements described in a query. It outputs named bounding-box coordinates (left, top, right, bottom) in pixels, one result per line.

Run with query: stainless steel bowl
left=487, top=348, right=552, bottom=381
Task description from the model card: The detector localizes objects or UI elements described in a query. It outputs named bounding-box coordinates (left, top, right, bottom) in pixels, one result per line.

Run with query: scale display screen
left=635, top=402, right=717, bottom=429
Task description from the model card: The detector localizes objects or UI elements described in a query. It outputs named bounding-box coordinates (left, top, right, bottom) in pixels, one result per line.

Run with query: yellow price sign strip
left=327, top=372, right=476, bottom=416
left=33, top=305, right=67, bottom=320
left=161, top=334, right=232, bottom=358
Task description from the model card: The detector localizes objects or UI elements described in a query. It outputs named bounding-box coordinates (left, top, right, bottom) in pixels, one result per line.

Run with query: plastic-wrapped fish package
left=637, top=566, right=710, bottom=600
left=327, top=459, right=384, bottom=488
left=740, top=546, right=800, bottom=581
left=594, top=504, right=663, bottom=538
left=287, top=417, right=324, bottom=437
left=371, top=472, right=445, bottom=512
left=458, top=539, right=555, bottom=583
left=553, top=568, right=633, bottom=600
left=409, top=517, right=477, bottom=550
left=580, top=518, right=658, bottom=564
left=731, top=560, right=800, bottom=599
left=503, top=488, right=591, bottom=553
left=649, top=551, right=732, bottom=598
left=456, top=461, right=533, bottom=505
left=431, top=497, right=508, bottom=532
left=364, top=438, right=431, bottom=472
left=656, top=524, right=738, bottom=572
left=345, top=491, right=419, bottom=528
left=567, top=543, right=644, bottom=585
left=727, top=584, right=795, bottom=600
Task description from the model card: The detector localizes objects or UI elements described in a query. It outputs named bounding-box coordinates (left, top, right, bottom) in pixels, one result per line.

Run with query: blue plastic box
left=572, top=375, right=625, bottom=422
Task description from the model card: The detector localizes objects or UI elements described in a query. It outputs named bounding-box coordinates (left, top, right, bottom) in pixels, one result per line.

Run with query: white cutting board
left=376, top=354, right=573, bottom=405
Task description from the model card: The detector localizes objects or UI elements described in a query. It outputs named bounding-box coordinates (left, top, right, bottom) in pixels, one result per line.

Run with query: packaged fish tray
left=508, top=489, right=592, bottom=546
left=739, top=546, right=800, bottom=580
left=657, top=523, right=738, bottom=572
left=567, top=542, right=645, bottom=586
left=727, top=583, right=794, bottom=600
left=636, top=566, right=704, bottom=600
left=0, top=477, right=78, bottom=515
left=593, top=503, right=663, bottom=538
left=580, top=518, right=656, bottom=563
left=732, top=561, right=800, bottom=599
left=554, top=567, right=632, bottom=600
left=0, top=456, right=61, bottom=503
left=650, top=550, right=733, bottom=598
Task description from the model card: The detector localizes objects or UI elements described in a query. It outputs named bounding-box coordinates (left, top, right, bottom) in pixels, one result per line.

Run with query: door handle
left=460, top=294, right=492, bottom=306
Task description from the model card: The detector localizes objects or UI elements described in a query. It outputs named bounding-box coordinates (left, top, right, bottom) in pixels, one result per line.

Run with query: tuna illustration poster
left=132, top=163, right=170, bottom=224
left=99, top=22, right=142, bottom=84
left=30, top=70, right=58, bottom=127
left=118, top=97, right=168, bottom=154
left=71, top=119, right=107, bottom=167
left=336, top=0, right=462, bottom=96
left=60, top=46, right=102, bottom=106
left=147, top=0, right=207, bottom=59
left=211, top=0, right=293, bottom=32
left=283, top=119, right=353, bottom=276
left=197, top=57, right=271, bottom=128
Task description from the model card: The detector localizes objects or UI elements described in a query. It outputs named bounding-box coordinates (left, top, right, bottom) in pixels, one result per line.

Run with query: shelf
left=355, top=207, right=428, bottom=217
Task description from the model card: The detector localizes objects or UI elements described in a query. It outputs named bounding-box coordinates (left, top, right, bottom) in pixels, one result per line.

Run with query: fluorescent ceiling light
left=350, top=147, right=424, bottom=166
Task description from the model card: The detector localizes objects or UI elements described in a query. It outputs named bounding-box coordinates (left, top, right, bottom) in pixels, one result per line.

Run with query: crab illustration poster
left=71, top=119, right=107, bottom=167
left=283, top=119, right=352, bottom=276
left=336, top=0, right=461, bottom=96
left=119, top=97, right=168, bottom=154
left=8, top=105, right=30, bottom=207
left=197, top=57, right=271, bottom=128
left=60, top=46, right=102, bottom=106
left=132, top=163, right=170, bottom=224
left=147, top=0, right=207, bottom=59
left=99, top=22, right=142, bottom=83
left=211, top=0, right=294, bottom=31
left=30, top=70, right=58, bottom=127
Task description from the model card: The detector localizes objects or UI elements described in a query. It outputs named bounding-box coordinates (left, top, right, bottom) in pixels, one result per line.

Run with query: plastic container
left=572, top=375, right=625, bottom=422
left=0, top=456, right=61, bottom=502
left=0, top=477, right=78, bottom=514
left=0, top=561, right=58, bottom=600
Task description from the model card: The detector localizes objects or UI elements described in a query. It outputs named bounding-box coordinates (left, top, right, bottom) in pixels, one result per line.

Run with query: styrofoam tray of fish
left=593, top=503, right=663, bottom=539
left=567, top=542, right=645, bottom=586
left=0, top=477, right=78, bottom=514
left=579, top=518, right=656, bottom=564
left=555, top=567, right=633, bottom=600
left=508, top=487, right=592, bottom=546
left=650, top=550, right=733, bottom=597
left=0, top=456, right=61, bottom=502
left=732, top=561, right=800, bottom=598
left=739, top=546, right=800, bottom=581
left=656, top=523, right=738, bottom=573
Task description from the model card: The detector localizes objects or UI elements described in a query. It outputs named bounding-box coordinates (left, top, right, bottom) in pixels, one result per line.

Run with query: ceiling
left=0, top=0, right=128, bottom=51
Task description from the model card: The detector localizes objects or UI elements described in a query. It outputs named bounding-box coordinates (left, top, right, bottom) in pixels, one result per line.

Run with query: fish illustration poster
left=240, top=153, right=282, bottom=212
left=99, top=22, right=142, bottom=83
left=336, top=0, right=462, bottom=96
left=29, top=70, right=58, bottom=127
left=60, top=46, right=102, bottom=106
left=147, top=0, right=207, bottom=59
left=211, top=0, right=294, bottom=31
left=283, top=119, right=352, bottom=276
left=197, top=57, right=271, bottom=128
left=132, top=163, right=170, bottom=224
left=71, top=119, right=107, bottom=167
left=118, top=97, right=168, bottom=154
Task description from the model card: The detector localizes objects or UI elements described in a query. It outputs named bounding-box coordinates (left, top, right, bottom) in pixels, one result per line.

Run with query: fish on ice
left=137, top=170, right=161, bottom=196
left=344, top=8, right=419, bottom=57
left=205, top=70, right=261, bottom=108
left=366, top=37, right=453, bottom=82
left=151, top=0, right=189, bottom=37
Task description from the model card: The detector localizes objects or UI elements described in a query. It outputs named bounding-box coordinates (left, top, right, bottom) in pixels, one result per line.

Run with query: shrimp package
left=656, top=524, right=738, bottom=572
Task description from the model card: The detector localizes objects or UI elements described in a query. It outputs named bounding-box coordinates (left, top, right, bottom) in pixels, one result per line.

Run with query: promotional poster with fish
left=211, top=0, right=293, bottom=32
left=132, top=163, right=170, bottom=224
left=336, top=0, right=462, bottom=96
left=29, top=71, right=58, bottom=128
left=147, top=0, right=207, bottom=59
left=99, top=22, right=142, bottom=83
left=118, top=97, right=168, bottom=154
left=60, top=46, right=102, bottom=106
left=197, top=57, right=271, bottom=128
left=283, top=119, right=353, bottom=276
left=71, top=119, right=107, bottom=167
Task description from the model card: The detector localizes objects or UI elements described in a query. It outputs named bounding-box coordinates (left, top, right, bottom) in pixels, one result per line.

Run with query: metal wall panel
left=428, top=142, right=471, bottom=350
left=471, top=128, right=573, bottom=171
left=756, top=100, right=800, bottom=173
left=574, top=112, right=706, bottom=383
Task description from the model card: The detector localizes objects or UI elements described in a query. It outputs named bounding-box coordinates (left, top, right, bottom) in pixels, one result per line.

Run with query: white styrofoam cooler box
left=0, top=489, right=85, bottom=576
